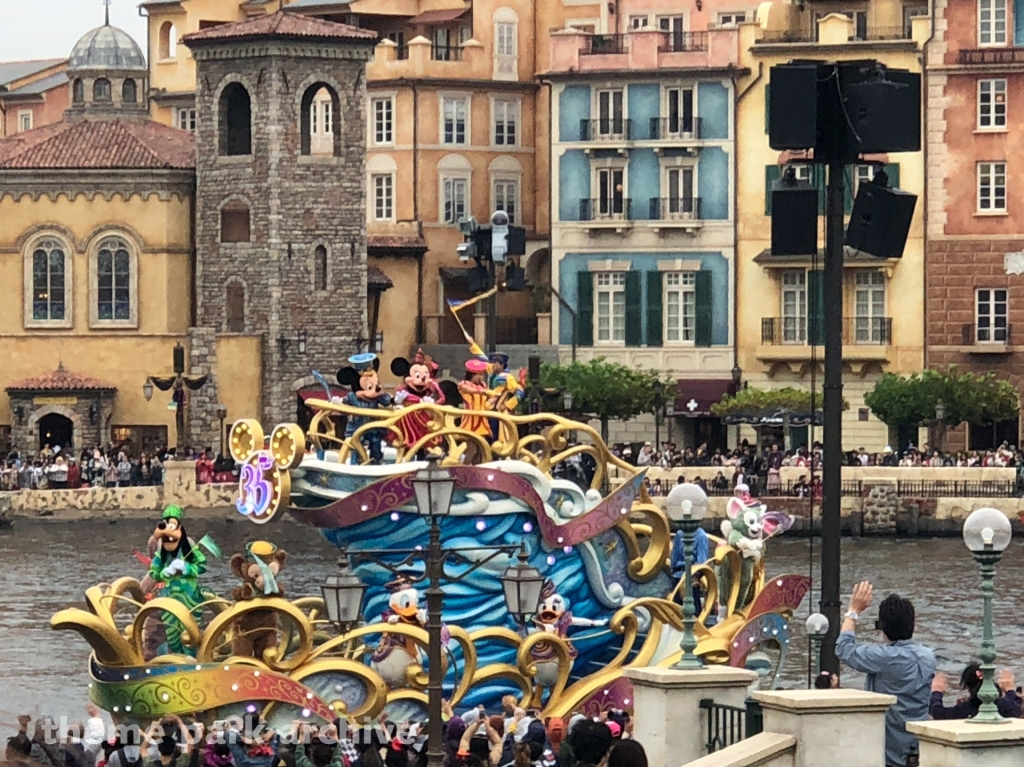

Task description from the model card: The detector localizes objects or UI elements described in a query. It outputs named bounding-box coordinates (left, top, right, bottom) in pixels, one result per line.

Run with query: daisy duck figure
left=528, top=580, right=607, bottom=688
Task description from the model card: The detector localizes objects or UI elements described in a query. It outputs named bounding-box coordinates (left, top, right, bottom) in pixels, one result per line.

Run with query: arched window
left=72, top=79, right=84, bottom=103
left=314, top=245, right=328, bottom=290
left=300, top=83, right=340, bottom=156
left=31, top=239, right=67, bottom=322
left=226, top=282, right=245, bottom=333
left=122, top=79, right=138, bottom=104
left=219, top=83, right=252, bottom=156
left=159, top=21, right=177, bottom=60
left=94, top=78, right=112, bottom=102
left=96, top=238, right=132, bottom=321
left=220, top=201, right=251, bottom=243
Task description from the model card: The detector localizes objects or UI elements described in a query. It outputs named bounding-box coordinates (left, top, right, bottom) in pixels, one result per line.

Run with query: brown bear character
left=229, top=541, right=287, bottom=660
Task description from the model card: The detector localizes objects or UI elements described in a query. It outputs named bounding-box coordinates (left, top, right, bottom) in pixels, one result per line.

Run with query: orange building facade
left=0, top=59, right=69, bottom=137
left=925, top=0, right=1024, bottom=449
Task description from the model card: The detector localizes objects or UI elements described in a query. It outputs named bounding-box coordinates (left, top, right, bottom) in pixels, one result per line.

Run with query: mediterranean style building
left=138, top=0, right=586, bottom=379
left=545, top=12, right=745, bottom=449
left=734, top=7, right=929, bottom=450
left=0, top=13, right=376, bottom=456
left=0, top=59, right=69, bottom=137
left=924, top=0, right=1024, bottom=450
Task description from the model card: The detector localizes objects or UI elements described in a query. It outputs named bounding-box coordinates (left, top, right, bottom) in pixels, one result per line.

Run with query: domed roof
left=69, top=24, right=147, bottom=71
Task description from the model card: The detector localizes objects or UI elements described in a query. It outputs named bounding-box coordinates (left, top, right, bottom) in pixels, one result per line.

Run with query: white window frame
left=594, top=271, right=627, bottom=344
left=977, top=161, right=1007, bottom=212
left=89, top=235, right=139, bottom=329
left=976, top=288, right=1008, bottom=342
left=853, top=270, right=886, bottom=344
left=591, top=159, right=628, bottom=218
left=177, top=107, right=196, bottom=133
left=492, top=97, right=520, bottom=146
left=493, top=17, right=518, bottom=80
left=372, top=173, right=395, bottom=221
left=440, top=95, right=470, bottom=145
left=661, top=160, right=698, bottom=219
left=978, top=0, right=1007, bottom=46
left=662, top=85, right=697, bottom=136
left=781, top=269, right=807, bottom=344
left=492, top=177, right=520, bottom=224
left=629, top=15, right=649, bottom=28
left=370, top=95, right=394, bottom=146
left=978, top=78, right=1007, bottom=130
left=854, top=164, right=874, bottom=196
left=664, top=271, right=696, bottom=344
left=594, top=87, right=626, bottom=138
left=717, top=12, right=747, bottom=25
left=23, top=235, right=74, bottom=330
left=441, top=174, right=470, bottom=224
left=17, top=110, right=32, bottom=132
left=309, top=90, right=334, bottom=155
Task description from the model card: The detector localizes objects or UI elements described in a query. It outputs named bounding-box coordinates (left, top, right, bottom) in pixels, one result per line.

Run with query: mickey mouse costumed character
left=336, top=353, right=392, bottom=464
left=390, top=349, right=446, bottom=453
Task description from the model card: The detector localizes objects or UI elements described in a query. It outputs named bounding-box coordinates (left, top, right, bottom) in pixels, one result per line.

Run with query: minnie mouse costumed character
left=390, top=349, right=446, bottom=452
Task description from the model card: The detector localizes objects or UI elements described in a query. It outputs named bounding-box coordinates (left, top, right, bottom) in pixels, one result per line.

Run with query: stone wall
left=187, top=326, right=219, bottom=452
left=191, top=35, right=375, bottom=429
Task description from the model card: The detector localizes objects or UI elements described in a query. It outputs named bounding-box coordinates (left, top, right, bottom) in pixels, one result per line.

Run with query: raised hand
left=849, top=581, right=874, bottom=614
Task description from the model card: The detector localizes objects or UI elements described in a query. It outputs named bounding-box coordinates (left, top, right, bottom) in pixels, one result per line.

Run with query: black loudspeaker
left=771, top=179, right=819, bottom=256
left=844, top=75, right=921, bottom=154
left=468, top=265, right=492, bottom=292
left=768, top=64, right=819, bottom=151
left=845, top=183, right=917, bottom=259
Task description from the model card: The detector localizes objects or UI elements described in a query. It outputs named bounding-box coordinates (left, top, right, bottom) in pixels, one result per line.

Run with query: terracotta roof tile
left=0, top=118, right=195, bottom=170
left=367, top=264, right=394, bottom=290
left=367, top=234, right=427, bottom=250
left=183, top=11, right=376, bottom=44
left=8, top=367, right=116, bottom=392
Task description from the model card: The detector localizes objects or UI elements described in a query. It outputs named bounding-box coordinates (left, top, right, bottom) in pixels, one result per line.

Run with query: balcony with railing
left=650, top=116, right=703, bottom=140
left=579, top=198, right=634, bottom=230
left=961, top=323, right=1011, bottom=352
left=648, top=197, right=704, bottom=231
left=368, top=36, right=487, bottom=81
left=957, top=47, right=1024, bottom=65
left=548, top=25, right=740, bottom=75
left=757, top=316, right=893, bottom=361
left=578, top=118, right=633, bottom=145
left=755, top=11, right=925, bottom=47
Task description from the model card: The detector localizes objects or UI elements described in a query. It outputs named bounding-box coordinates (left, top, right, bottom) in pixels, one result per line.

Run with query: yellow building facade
left=734, top=10, right=929, bottom=449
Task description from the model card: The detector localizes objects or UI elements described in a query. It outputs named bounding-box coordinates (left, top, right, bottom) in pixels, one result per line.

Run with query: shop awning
left=720, top=411, right=823, bottom=426
left=298, top=386, right=345, bottom=402
left=672, top=379, right=734, bottom=418
left=410, top=7, right=469, bottom=24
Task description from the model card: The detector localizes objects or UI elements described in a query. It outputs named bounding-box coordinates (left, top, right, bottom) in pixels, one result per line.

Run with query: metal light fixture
left=963, top=507, right=1012, bottom=724
left=499, top=544, right=545, bottom=625
left=935, top=399, right=945, bottom=422
left=805, top=612, right=830, bottom=682
left=13, top=405, right=24, bottom=425
left=731, top=365, right=742, bottom=387
left=142, top=378, right=154, bottom=402
left=321, top=550, right=367, bottom=632
left=668, top=485, right=707, bottom=669
left=412, top=457, right=456, bottom=518
left=89, top=402, right=99, bottom=424
left=563, top=390, right=574, bottom=412
left=215, top=404, right=228, bottom=421
left=298, top=329, right=308, bottom=355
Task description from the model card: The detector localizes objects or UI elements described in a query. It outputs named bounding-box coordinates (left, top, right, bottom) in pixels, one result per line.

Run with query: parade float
left=51, top=351, right=810, bottom=727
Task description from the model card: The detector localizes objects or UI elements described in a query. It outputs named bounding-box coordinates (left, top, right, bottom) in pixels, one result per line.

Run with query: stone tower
left=184, top=13, right=376, bottom=439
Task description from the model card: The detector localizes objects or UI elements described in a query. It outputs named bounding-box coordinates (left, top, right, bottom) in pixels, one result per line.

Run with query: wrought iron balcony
left=431, top=44, right=464, bottom=61
left=580, top=198, right=633, bottom=221
left=581, top=33, right=629, bottom=55
left=657, top=31, right=709, bottom=52
left=962, top=323, right=1011, bottom=348
left=760, top=317, right=892, bottom=345
left=756, top=29, right=817, bottom=43
left=579, top=118, right=633, bottom=141
left=649, top=197, right=704, bottom=220
left=859, top=25, right=912, bottom=40
left=958, top=47, right=1024, bottom=65
left=649, top=116, right=704, bottom=140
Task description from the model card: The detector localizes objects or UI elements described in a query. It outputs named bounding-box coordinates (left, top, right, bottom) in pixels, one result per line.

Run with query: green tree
left=540, top=358, right=673, bottom=442
left=711, top=386, right=829, bottom=418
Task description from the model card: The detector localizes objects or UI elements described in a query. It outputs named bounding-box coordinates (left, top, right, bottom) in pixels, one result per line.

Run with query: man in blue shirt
left=836, top=582, right=935, bottom=767
left=670, top=525, right=709, bottom=613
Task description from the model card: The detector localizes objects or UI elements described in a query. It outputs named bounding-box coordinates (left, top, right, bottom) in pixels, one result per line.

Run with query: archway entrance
left=39, top=412, right=73, bottom=452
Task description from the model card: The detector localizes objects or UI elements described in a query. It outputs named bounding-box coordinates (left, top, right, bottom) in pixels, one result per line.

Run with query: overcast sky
left=1, top=0, right=149, bottom=62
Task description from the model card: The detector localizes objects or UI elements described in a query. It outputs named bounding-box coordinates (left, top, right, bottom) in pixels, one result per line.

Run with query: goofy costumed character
left=148, top=505, right=220, bottom=656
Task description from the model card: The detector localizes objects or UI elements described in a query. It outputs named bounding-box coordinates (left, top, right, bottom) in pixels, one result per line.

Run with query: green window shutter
left=814, top=166, right=827, bottom=215
left=624, top=271, right=643, bottom=347
left=576, top=270, right=594, bottom=347
left=764, top=85, right=771, bottom=134
left=765, top=165, right=781, bottom=215
left=646, top=271, right=663, bottom=347
left=884, top=163, right=900, bottom=189
left=844, top=168, right=855, bottom=214
left=694, top=270, right=713, bottom=347
left=807, top=269, right=825, bottom=346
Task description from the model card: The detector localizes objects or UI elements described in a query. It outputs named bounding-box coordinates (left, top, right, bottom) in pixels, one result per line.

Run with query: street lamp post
left=805, top=612, right=829, bottom=684
left=935, top=399, right=946, bottom=453
left=962, top=507, right=1013, bottom=724
left=667, top=485, right=706, bottom=670
left=145, top=343, right=209, bottom=456
left=653, top=381, right=665, bottom=452
left=321, top=458, right=545, bottom=767
left=563, top=390, right=574, bottom=414
left=215, top=404, right=228, bottom=458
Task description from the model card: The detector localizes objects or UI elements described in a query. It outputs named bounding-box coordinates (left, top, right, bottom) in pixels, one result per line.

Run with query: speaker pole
left=819, top=158, right=845, bottom=674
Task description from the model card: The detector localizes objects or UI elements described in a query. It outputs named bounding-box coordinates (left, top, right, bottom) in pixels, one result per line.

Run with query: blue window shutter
left=576, top=271, right=593, bottom=347
left=646, top=271, right=663, bottom=347
left=695, top=270, right=713, bottom=347
left=884, top=163, right=900, bottom=189
left=625, top=271, right=643, bottom=347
